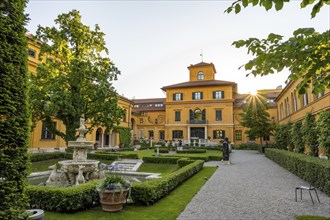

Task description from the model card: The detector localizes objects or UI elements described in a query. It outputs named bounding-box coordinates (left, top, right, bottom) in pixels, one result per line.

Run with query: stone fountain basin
left=58, top=160, right=100, bottom=173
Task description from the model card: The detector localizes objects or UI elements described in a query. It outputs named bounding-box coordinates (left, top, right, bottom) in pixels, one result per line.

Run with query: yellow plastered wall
left=188, top=63, right=216, bottom=81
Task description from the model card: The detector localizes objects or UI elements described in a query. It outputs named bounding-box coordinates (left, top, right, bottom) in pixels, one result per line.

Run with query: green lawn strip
left=296, top=216, right=330, bottom=220
left=137, top=163, right=179, bottom=175
left=29, top=158, right=114, bottom=173
left=44, top=166, right=217, bottom=220
left=175, top=150, right=222, bottom=158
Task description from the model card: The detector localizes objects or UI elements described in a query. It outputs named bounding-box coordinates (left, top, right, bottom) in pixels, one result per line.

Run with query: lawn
left=296, top=216, right=330, bottom=220
left=29, top=158, right=114, bottom=173
left=137, top=163, right=179, bottom=175
left=44, top=166, right=217, bottom=220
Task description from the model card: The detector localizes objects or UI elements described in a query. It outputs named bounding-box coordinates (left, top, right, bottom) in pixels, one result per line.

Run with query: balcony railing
left=187, top=120, right=208, bottom=124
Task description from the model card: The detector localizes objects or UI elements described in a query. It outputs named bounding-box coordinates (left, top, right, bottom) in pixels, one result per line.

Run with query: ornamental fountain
left=46, top=117, right=104, bottom=186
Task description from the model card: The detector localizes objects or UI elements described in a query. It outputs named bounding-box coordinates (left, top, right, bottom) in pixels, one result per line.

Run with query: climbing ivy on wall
left=113, top=126, right=131, bottom=146
left=0, top=0, right=30, bottom=219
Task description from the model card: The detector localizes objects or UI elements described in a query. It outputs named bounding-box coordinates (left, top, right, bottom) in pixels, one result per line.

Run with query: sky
left=26, top=1, right=329, bottom=99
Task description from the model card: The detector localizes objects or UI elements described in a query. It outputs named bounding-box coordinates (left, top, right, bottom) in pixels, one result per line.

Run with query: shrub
left=88, top=153, right=120, bottom=161
left=154, top=148, right=169, bottom=153
left=177, top=158, right=194, bottom=168
left=274, top=123, right=293, bottom=150
left=142, top=156, right=179, bottom=164
left=165, top=154, right=210, bottom=161
left=29, top=152, right=68, bottom=162
left=26, top=180, right=100, bottom=212
left=177, top=149, right=206, bottom=154
left=236, top=143, right=259, bottom=150
left=0, top=1, right=30, bottom=218
left=131, top=160, right=204, bottom=205
left=265, top=149, right=330, bottom=196
left=291, top=121, right=304, bottom=153
left=316, top=111, right=330, bottom=156
left=302, top=112, right=318, bottom=155
left=208, top=155, right=223, bottom=161
left=120, top=152, right=139, bottom=159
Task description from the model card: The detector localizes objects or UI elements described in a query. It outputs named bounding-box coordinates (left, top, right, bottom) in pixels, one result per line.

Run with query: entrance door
left=190, top=127, right=205, bottom=139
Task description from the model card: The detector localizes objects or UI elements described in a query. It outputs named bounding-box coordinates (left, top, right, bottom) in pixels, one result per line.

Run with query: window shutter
left=213, top=91, right=216, bottom=99
left=201, top=92, right=203, bottom=99
left=202, top=109, right=206, bottom=120
left=222, top=130, right=225, bottom=139
left=221, top=91, right=225, bottom=99
left=181, top=93, right=183, bottom=100
left=192, top=93, right=195, bottom=100
left=189, top=110, right=194, bottom=120
left=173, top=94, right=176, bottom=101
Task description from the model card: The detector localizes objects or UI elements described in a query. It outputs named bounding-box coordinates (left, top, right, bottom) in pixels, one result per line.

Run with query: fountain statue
left=46, top=116, right=102, bottom=186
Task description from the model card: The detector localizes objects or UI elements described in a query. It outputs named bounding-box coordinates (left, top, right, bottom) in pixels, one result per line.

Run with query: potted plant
left=96, top=175, right=131, bottom=212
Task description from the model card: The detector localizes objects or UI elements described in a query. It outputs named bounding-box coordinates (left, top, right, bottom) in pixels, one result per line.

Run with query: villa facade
left=27, top=35, right=329, bottom=149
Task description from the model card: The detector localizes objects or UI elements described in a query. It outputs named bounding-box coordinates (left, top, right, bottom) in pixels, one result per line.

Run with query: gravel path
left=177, top=150, right=330, bottom=220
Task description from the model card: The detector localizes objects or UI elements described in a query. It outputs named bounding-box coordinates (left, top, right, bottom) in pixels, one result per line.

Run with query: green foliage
left=240, top=95, right=273, bottom=144
left=143, top=156, right=180, bottom=164
left=26, top=180, right=100, bottom=212
left=236, top=143, right=259, bottom=150
left=316, top=111, right=330, bottom=155
left=225, top=0, right=328, bottom=18
left=232, top=28, right=329, bottom=95
left=265, top=149, right=330, bottom=196
left=177, top=149, right=206, bottom=154
left=88, top=152, right=120, bottom=161
left=131, top=160, right=204, bottom=205
left=302, top=112, right=318, bottom=154
left=96, top=175, right=130, bottom=192
left=274, top=123, right=293, bottom=150
left=164, top=154, right=210, bottom=161
left=154, top=148, right=169, bottom=153
left=114, top=126, right=131, bottom=146
left=296, top=216, right=330, bottom=220
left=177, top=158, right=194, bottom=168
left=30, top=10, right=123, bottom=144
left=291, top=121, right=305, bottom=153
left=226, top=0, right=330, bottom=95
left=0, top=0, right=30, bottom=218
left=119, top=152, right=139, bottom=159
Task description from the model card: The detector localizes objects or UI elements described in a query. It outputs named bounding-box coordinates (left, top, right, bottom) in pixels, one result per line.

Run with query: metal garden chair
left=295, top=177, right=320, bottom=204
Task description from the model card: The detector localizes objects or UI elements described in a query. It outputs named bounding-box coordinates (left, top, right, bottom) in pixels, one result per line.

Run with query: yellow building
left=131, top=62, right=281, bottom=145
left=276, top=80, right=330, bottom=124
left=27, top=35, right=133, bottom=150
left=28, top=33, right=329, bottom=149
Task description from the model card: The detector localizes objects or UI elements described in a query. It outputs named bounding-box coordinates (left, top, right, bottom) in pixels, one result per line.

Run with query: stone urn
left=96, top=175, right=131, bottom=212
left=99, top=188, right=130, bottom=212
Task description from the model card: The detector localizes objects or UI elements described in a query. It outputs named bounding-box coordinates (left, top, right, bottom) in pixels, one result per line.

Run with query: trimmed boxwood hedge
left=26, top=180, right=100, bottom=212
left=177, top=158, right=194, bottom=168
left=143, top=156, right=179, bottom=164
left=131, top=160, right=204, bottom=205
left=177, top=149, right=206, bottom=154
left=164, top=154, right=210, bottom=161
left=265, top=148, right=330, bottom=196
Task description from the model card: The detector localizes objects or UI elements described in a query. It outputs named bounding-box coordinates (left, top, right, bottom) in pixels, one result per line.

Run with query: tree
left=291, top=120, right=304, bottom=153
left=274, top=123, right=292, bottom=150
left=0, top=0, right=30, bottom=219
left=240, top=94, right=273, bottom=144
left=30, top=10, right=124, bottom=144
left=226, top=0, right=330, bottom=95
left=302, top=112, right=318, bottom=155
left=316, top=111, right=330, bottom=156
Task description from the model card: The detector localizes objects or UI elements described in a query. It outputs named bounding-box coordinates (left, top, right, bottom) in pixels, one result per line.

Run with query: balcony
left=187, top=120, right=208, bottom=124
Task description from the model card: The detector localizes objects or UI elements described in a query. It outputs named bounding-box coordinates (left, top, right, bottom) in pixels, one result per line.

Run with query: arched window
left=194, top=109, right=202, bottom=120
left=197, top=71, right=204, bottom=80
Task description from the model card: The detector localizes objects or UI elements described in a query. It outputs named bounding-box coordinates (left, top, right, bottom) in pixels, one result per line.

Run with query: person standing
left=222, top=137, right=229, bottom=161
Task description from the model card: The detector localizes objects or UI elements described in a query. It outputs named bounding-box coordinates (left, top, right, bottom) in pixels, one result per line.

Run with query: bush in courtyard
left=302, top=112, right=318, bottom=155
left=265, top=149, right=330, bottom=196
left=143, top=156, right=179, bottom=164
left=177, top=149, right=206, bottom=154
left=154, top=148, right=169, bottom=153
left=131, top=160, right=204, bottom=205
left=291, top=121, right=304, bottom=153
left=177, top=158, right=194, bottom=168
left=274, top=123, right=293, bottom=150
left=0, top=1, right=30, bottom=218
left=316, top=111, right=330, bottom=156
left=26, top=180, right=100, bottom=212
